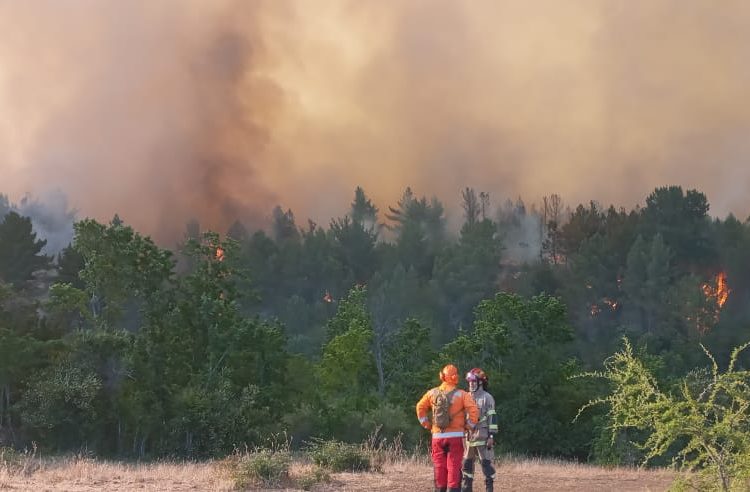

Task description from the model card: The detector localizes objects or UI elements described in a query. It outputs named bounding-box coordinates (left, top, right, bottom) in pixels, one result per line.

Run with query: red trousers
left=431, top=436, right=464, bottom=488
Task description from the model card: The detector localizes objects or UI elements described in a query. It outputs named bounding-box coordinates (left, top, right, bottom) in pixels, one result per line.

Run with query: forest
left=0, top=184, right=748, bottom=467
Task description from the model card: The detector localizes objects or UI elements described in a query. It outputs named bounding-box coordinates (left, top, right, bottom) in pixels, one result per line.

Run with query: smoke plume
left=2, top=0, right=750, bottom=244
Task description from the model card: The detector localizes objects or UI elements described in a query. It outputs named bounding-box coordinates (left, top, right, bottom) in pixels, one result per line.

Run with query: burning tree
left=684, top=272, right=732, bottom=335
left=702, top=271, right=731, bottom=309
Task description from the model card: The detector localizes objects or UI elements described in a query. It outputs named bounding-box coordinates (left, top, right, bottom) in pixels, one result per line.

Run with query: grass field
left=0, top=453, right=676, bottom=491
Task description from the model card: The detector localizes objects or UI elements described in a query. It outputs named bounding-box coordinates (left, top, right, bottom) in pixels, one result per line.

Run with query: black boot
left=481, top=459, right=495, bottom=492
left=462, top=458, right=475, bottom=492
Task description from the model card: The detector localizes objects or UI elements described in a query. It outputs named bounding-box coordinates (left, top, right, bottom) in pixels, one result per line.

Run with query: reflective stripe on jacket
left=466, top=388, right=497, bottom=444
left=416, top=383, right=479, bottom=435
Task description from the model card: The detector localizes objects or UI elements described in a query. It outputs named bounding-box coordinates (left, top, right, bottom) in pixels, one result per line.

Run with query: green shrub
left=226, top=450, right=291, bottom=489
left=576, top=338, right=750, bottom=491
left=296, top=466, right=331, bottom=490
left=361, top=403, right=421, bottom=447
left=307, top=439, right=371, bottom=472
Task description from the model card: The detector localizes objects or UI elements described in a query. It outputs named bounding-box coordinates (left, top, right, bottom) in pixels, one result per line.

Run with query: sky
left=2, top=0, right=750, bottom=243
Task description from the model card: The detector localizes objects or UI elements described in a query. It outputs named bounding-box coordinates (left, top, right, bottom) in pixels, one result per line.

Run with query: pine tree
left=226, top=220, right=249, bottom=242
left=0, top=194, right=10, bottom=219
left=271, top=206, right=300, bottom=243
left=461, top=187, right=481, bottom=228
left=350, top=186, right=378, bottom=229
left=57, top=245, right=85, bottom=289
left=0, top=212, right=50, bottom=286
left=385, top=188, right=447, bottom=278
left=623, top=234, right=672, bottom=334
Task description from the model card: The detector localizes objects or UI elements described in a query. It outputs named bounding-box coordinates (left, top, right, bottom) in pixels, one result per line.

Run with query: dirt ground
left=0, top=456, right=676, bottom=491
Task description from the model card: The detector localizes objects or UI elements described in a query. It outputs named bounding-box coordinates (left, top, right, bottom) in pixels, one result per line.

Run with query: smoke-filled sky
left=2, top=0, right=750, bottom=243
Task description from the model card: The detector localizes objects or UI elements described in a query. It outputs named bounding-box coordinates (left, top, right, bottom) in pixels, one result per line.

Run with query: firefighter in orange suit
left=417, top=364, right=480, bottom=492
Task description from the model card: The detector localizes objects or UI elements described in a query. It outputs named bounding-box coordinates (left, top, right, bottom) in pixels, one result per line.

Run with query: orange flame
left=215, top=247, right=225, bottom=262
left=590, top=298, right=619, bottom=317
left=603, top=298, right=619, bottom=310
left=589, top=304, right=600, bottom=317
left=717, top=272, right=730, bottom=307
left=702, top=271, right=730, bottom=309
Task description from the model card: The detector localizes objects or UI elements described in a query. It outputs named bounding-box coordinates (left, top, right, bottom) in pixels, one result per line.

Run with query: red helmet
left=465, top=367, right=488, bottom=389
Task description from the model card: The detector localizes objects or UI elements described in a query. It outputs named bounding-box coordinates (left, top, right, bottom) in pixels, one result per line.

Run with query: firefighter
left=417, top=364, right=480, bottom=492
left=462, top=368, right=498, bottom=492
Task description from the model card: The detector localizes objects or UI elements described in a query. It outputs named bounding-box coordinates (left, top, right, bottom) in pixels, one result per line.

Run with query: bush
left=283, top=403, right=328, bottom=444
left=576, top=338, right=750, bottom=491
left=225, top=450, right=291, bottom=489
left=307, top=439, right=371, bottom=472
left=296, top=466, right=331, bottom=490
left=360, top=403, right=422, bottom=447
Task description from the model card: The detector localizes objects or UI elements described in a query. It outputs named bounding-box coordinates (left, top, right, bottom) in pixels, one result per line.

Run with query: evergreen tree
left=0, top=194, right=10, bottom=219
left=0, top=211, right=50, bottom=286
left=226, top=220, right=249, bottom=242
left=350, top=186, right=378, bottom=230
left=386, top=188, right=447, bottom=278
left=56, top=244, right=85, bottom=289
left=271, top=206, right=300, bottom=244
left=433, top=213, right=502, bottom=336
left=622, top=234, right=672, bottom=335
left=461, top=187, right=481, bottom=228
left=330, top=215, right=378, bottom=284
left=561, top=201, right=605, bottom=256
left=383, top=318, right=436, bottom=403
left=126, top=232, right=288, bottom=456
left=73, top=217, right=173, bottom=326
left=641, top=186, right=714, bottom=267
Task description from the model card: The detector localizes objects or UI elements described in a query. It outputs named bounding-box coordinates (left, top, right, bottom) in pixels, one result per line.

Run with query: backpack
left=433, top=388, right=458, bottom=429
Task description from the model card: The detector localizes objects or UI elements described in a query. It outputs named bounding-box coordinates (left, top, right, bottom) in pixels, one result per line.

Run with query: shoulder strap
left=446, top=389, right=463, bottom=420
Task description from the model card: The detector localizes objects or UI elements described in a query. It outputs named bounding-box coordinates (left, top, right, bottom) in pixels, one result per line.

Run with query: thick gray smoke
left=0, top=1, right=279, bottom=243
left=1, top=191, right=76, bottom=255
left=2, top=0, right=750, bottom=243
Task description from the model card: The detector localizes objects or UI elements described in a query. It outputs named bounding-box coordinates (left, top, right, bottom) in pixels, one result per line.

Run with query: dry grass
left=0, top=453, right=676, bottom=491
left=0, top=456, right=233, bottom=491
left=492, top=455, right=675, bottom=491
left=326, top=455, right=675, bottom=492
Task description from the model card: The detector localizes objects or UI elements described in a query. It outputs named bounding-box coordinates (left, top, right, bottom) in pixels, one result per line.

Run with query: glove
left=421, top=421, right=431, bottom=430
left=486, top=435, right=495, bottom=450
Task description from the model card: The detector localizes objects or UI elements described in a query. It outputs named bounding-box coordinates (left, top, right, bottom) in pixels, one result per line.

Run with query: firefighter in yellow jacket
left=417, top=364, right=480, bottom=492
left=462, top=368, right=498, bottom=492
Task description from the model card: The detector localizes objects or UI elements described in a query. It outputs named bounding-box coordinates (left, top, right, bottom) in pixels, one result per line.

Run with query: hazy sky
left=2, top=0, right=750, bottom=242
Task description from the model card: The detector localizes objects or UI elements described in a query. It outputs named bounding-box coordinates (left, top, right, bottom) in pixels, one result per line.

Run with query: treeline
left=0, top=185, right=749, bottom=463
